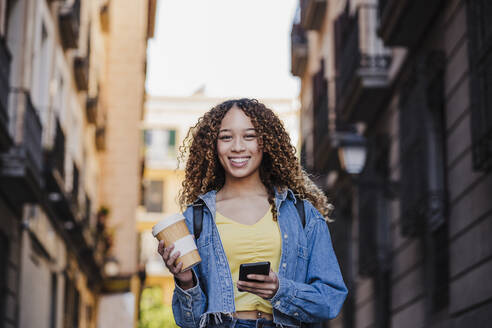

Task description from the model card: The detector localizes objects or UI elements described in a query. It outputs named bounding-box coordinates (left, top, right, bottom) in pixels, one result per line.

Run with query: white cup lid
left=152, top=213, right=185, bottom=236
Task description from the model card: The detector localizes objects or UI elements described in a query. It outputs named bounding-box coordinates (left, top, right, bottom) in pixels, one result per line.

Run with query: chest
left=215, top=197, right=270, bottom=225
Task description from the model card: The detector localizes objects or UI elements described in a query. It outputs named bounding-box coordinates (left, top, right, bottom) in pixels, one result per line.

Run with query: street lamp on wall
left=332, top=131, right=367, bottom=175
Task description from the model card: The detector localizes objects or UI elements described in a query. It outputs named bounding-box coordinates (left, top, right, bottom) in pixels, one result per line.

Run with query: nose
left=231, top=137, right=245, bottom=152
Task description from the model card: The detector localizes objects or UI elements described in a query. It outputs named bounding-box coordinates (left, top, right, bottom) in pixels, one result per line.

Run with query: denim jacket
left=172, top=188, right=348, bottom=328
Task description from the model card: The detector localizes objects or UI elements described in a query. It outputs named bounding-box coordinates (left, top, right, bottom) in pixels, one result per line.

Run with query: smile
left=229, top=157, right=250, bottom=167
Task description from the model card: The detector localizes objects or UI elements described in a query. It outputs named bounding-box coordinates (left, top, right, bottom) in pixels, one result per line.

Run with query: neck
left=219, top=172, right=268, bottom=198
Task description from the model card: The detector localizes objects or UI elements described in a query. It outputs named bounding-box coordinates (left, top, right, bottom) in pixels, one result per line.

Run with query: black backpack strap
left=193, top=200, right=204, bottom=240
left=295, top=196, right=305, bottom=228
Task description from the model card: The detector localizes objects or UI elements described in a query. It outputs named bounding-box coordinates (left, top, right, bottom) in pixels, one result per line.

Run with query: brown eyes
left=218, top=135, right=257, bottom=141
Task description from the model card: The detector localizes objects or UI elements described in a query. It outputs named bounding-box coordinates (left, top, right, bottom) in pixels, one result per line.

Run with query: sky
left=146, top=0, right=300, bottom=99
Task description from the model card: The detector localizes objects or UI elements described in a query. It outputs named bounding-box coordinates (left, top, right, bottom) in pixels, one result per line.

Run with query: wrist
left=177, top=279, right=194, bottom=290
left=176, top=272, right=195, bottom=290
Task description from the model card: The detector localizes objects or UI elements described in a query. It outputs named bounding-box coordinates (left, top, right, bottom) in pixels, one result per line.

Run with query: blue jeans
left=209, top=317, right=276, bottom=328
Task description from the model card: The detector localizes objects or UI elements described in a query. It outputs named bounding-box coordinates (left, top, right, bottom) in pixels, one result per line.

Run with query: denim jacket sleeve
left=270, top=203, right=348, bottom=323
left=171, top=205, right=207, bottom=328
left=172, top=268, right=207, bottom=328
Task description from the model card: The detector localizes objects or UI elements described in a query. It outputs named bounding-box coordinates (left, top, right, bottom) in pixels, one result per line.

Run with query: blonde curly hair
left=178, top=98, right=334, bottom=221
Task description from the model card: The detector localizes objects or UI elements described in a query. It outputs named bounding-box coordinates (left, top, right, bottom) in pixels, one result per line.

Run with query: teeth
left=230, top=158, right=248, bottom=164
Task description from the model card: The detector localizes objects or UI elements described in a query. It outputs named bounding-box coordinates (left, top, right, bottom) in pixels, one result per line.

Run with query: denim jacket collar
left=197, top=187, right=297, bottom=217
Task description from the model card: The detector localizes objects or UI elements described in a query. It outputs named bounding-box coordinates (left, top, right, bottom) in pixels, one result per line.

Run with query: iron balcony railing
left=335, top=3, right=391, bottom=122
left=23, top=93, right=43, bottom=177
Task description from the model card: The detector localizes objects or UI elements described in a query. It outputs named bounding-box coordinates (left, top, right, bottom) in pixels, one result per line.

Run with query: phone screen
left=238, top=261, right=271, bottom=282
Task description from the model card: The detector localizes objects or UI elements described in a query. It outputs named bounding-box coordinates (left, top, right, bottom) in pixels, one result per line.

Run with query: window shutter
left=399, top=65, right=428, bottom=237
left=312, top=60, right=329, bottom=153
left=467, top=0, right=492, bottom=172
left=398, top=52, right=447, bottom=237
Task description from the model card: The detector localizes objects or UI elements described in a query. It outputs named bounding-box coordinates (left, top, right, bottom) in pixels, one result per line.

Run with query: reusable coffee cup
left=152, top=213, right=201, bottom=272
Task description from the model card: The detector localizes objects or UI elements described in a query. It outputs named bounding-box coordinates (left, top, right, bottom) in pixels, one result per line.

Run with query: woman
left=158, top=99, right=347, bottom=328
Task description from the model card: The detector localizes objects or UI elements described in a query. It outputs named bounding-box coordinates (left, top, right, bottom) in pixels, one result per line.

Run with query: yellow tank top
left=215, top=207, right=281, bottom=313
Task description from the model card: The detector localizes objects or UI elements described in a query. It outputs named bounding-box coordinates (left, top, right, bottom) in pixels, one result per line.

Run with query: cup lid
left=152, top=213, right=185, bottom=236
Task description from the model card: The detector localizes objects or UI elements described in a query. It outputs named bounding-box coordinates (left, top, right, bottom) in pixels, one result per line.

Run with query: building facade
left=292, top=0, right=491, bottom=327
left=0, top=0, right=155, bottom=327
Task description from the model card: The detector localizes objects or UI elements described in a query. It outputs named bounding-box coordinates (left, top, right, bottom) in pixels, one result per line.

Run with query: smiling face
left=216, top=106, right=263, bottom=182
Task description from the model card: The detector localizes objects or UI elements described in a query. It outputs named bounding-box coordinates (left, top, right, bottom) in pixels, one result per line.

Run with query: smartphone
left=238, top=261, right=271, bottom=282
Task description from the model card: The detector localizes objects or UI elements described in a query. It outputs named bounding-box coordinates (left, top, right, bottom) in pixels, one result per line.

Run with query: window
left=63, top=274, right=80, bottom=328
left=72, top=289, right=79, bottom=328
left=31, top=2, right=54, bottom=122
left=144, top=180, right=164, bottom=213
left=50, top=273, right=58, bottom=328
left=143, top=129, right=177, bottom=165
left=467, top=0, right=492, bottom=171
left=398, top=51, right=449, bottom=315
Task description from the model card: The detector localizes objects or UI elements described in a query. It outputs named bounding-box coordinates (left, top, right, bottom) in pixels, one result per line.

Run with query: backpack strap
left=294, top=196, right=306, bottom=228
left=193, top=199, right=205, bottom=241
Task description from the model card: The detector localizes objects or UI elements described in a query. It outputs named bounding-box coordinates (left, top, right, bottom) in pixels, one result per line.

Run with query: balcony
left=0, top=91, right=43, bottom=207
left=58, top=0, right=81, bottom=49
left=0, top=37, right=12, bottom=151
left=95, top=126, right=106, bottom=151
left=291, top=23, right=308, bottom=77
left=378, top=0, right=445, bottom=48
left=44, top=120, right=86, bottom=232
left=44, top=118, right=65, bottom=196
left=71, top=163, right=80, bottom=217
left=86, top=95, right=98, bottom=124
left=335, top=4, right=391, bottom=125
left=73, top=55, right=89, bottom=91
left=300, top=0, right=327, bottom=30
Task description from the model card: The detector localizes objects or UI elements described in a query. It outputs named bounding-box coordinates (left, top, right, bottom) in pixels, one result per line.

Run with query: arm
left=158, top=236, right=207, bottom=327
left=269, top=218, right=347, bottom=322
left=172, top=268, right=207, bottom=328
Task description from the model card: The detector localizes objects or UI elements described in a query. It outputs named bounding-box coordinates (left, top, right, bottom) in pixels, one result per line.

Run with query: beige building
left=138, top=93, right=300, bottom=307
left=293, top=0, right=492, bottom=327
left=0, top=0, right=156, bottom=327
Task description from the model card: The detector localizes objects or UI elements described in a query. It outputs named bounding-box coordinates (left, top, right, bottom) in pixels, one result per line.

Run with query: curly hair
left=178, top=98, right=334, bottom=221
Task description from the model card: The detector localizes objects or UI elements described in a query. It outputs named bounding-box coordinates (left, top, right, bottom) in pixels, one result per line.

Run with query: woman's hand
left=158, top=241, right=194, bottom=289
left=236, top=270, right=279, bottom=299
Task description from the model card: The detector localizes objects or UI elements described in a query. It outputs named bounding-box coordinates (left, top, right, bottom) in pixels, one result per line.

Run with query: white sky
left=146, top=0, right=300, bottom=99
